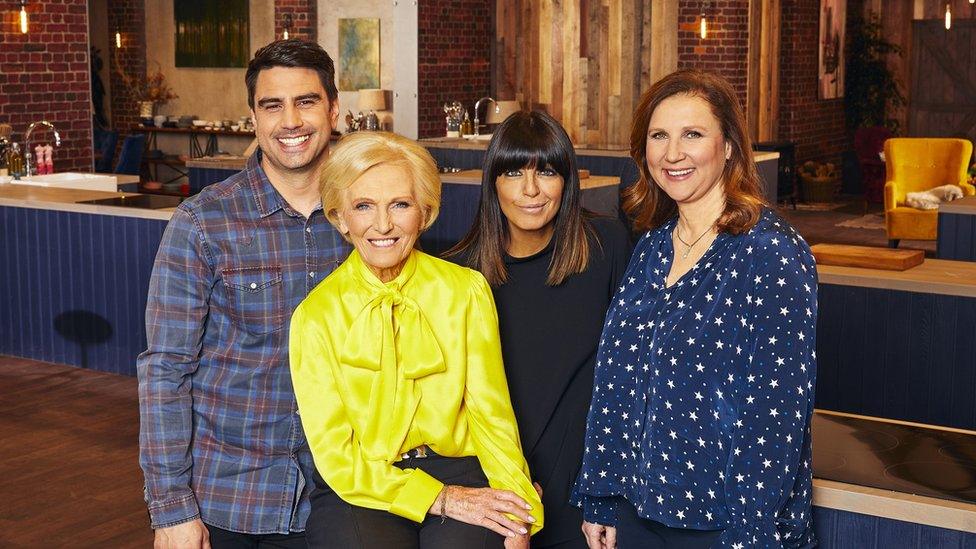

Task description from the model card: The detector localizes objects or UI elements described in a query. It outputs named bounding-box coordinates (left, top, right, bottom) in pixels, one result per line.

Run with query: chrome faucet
left=473, top=96, right=499, bottom=136
left=24, top=120, right=62, bottom=177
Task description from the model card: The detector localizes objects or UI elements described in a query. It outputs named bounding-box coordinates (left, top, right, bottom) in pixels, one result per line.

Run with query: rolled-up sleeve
left=137, top=208, right=213, bottom=529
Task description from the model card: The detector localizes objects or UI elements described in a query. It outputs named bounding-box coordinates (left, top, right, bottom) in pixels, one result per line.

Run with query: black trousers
left=204, top=524, right=306, bottom=549
left=306, top=454, right=505, bottom=549
left=614, top=498, right=723, bottom=549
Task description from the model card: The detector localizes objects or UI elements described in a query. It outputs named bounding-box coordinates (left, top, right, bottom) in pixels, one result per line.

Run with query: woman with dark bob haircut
left=572, top=69, right=818, bottom=548
left=450, top=111, right=632, bottom=548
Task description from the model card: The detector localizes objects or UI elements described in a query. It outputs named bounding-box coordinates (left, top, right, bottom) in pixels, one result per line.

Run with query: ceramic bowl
left=192, top=120, right=209, bottom=127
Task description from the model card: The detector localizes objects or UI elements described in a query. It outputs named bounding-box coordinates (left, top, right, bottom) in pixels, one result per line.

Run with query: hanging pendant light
left=19, top=1, right=28, bottom=34
left=283, top=13, right=293, bottom=40
left=115, top=31, right=122, bottom=49
left=945, top=3, right=952, bottom=30
left=700, top=0, right=710, bottom=40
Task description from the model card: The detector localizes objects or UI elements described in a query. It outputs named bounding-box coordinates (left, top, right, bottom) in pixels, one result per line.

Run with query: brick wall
left=107, top=0, right=145, bottom=138
left=0, top=0, right=92, bottom=171
left=676, top=0, right=751, bottom=102
left=275, top=0, right=317, bottom=42
left=778, top=0, right=855, bottom=165
left=417, top=0, right=493, bottom=138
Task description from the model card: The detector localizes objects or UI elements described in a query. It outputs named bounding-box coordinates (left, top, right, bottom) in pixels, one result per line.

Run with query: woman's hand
left=433, top=485, right=536, bottom=538
left=582, top=521, right=616, bottom=549
left=503, top=532, right=530, bottom=549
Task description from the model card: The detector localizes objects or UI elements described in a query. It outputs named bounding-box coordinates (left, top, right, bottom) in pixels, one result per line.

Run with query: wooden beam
left=650, top=0, right=678, bottom=84
left=747, top=0, right=781, bottom=142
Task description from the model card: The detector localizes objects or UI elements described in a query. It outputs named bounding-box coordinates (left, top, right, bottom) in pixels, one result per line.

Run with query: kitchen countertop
left=817, top=258, right=976, bottom=298
left=420, top=137, right=780, bottom=163
left=185, top=156, right=248, bottom=170
left=440, top=169, right=618, bottom=189
left=0, top=184, right=176, bottom=221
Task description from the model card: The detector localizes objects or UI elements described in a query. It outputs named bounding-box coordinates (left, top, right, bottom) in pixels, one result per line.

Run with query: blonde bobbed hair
left=320, top=131, right=442, bottom=234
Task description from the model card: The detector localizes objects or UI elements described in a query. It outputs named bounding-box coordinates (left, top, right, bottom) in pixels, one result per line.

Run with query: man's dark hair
left=246, top=39, right=338, bottom=109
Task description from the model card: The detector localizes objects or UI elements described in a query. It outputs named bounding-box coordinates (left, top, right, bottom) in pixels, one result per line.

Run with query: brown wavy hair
left=622, top=69, right=765, bottom=234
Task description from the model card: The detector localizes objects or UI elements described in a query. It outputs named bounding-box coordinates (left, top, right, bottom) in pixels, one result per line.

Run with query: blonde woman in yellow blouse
left=290, top=131, right=543, bottom=549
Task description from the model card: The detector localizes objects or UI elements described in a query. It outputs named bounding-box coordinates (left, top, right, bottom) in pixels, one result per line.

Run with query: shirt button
left=249, top=283, right=257, bottom=289
left=306, top=227, right=312, bottom=234
left=309, top=272, right=315, bottom=278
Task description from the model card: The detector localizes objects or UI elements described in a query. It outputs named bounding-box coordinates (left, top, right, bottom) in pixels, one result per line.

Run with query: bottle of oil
left=8, top=142, right=24, bottom=179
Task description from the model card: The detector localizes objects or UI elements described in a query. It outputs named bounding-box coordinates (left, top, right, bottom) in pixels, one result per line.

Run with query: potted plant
left=116, top=63, right=178, bottom=119
left=844, top=11, right=905, bottom=132
left=799, top=160, right=840, bottom=203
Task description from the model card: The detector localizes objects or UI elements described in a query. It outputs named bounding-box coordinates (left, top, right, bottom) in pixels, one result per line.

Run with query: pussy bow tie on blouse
left=340, top=260, right=446, bottom=461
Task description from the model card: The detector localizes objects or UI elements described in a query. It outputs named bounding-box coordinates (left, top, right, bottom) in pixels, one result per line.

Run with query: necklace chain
left=675, top=224, right=714, bottom=259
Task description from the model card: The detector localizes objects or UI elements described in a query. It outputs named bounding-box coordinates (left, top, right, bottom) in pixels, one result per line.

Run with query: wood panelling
left=649, top=1, right=679, bottom=86
left=909, top=19, right=976, bottom=142
left=494, top=0, right=663, bottom=147
left=747, top=0, right=781, bottom=141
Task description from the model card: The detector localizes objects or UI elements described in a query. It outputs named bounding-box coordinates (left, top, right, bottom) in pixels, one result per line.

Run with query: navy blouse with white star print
left=571, top=208, right=818, bottom=548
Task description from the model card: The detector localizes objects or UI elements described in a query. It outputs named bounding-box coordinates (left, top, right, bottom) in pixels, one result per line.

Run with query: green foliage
left=844, top=11, right=906, bottom=133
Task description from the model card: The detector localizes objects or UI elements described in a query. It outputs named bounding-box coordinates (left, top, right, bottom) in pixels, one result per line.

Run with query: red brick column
left=0, top=0, right=93, bottom=171
left=275, top=0, right=317, bottom=42
left=417, top=0, right=493, bottom=138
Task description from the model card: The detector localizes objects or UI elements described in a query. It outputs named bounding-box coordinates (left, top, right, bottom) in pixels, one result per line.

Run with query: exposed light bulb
left=19, top=3, right=28, bottom=34
left=700, top=16, right=708, bottom=40
left=283, top=29, right=289, bottom=40
left=945, top=3, right=952, bottom=30
left=115, top=31, right=121, bottom=48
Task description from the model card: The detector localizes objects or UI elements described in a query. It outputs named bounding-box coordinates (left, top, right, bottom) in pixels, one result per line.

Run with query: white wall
left=144, top=0, right=274, bottom=156
left=317, top=0, right=418, bottom=136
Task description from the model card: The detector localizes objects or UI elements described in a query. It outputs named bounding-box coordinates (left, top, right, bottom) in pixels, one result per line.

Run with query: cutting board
left=810, top=243, right=924, bottom=271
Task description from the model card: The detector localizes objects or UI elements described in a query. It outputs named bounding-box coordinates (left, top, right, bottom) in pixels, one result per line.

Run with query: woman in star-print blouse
left=572, top=69, right=817, bottom=549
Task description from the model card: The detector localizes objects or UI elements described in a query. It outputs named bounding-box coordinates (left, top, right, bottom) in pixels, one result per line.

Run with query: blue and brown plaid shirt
left=138, top=151, right=351, bottom=534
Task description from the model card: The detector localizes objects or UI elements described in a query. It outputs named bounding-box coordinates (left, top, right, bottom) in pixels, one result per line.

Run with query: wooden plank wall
left=494, top=0, right=658, bottom=147
left=747, top=0, right=781, bottom=142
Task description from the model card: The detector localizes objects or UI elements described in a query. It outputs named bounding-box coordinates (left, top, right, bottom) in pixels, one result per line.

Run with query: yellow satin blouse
left=290, top=249, right=544, bottom=532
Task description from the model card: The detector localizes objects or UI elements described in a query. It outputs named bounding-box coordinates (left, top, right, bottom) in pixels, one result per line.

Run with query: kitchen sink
left=12, top=172, right=119, bottom=192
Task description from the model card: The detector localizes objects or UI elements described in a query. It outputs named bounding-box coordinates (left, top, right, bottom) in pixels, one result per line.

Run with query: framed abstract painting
left=338, top=18, right=380, bottom=91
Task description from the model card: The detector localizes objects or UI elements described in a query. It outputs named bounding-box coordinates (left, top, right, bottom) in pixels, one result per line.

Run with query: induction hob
left=812, top=411, right=976, bottom=504
left=78, top=194, right=183, bottom=209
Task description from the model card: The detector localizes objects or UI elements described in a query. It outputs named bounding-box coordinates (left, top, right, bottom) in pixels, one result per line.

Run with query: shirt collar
left=245, top=149, right=324, bottom=219
left=244, top=149, right=288, bottom=218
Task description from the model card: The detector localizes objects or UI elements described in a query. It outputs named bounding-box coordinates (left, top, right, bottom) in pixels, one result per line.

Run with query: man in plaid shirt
left=138, top=40, right=351, bottom=548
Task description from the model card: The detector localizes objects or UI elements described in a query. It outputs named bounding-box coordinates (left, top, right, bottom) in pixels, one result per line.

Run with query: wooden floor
left=0, top=356, right=152, bottom=547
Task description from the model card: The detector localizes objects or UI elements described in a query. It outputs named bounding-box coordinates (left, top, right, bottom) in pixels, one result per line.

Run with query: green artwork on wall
left=338, top=18, right=380, bottom=91
left=174, top=0, right=249, bottom=68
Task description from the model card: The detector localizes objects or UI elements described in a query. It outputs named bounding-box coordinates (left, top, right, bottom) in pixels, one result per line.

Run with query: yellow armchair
left=884, top=137, right=974, bottom=247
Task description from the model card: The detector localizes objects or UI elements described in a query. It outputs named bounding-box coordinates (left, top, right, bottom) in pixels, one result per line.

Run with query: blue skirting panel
left=937, top=211, right=976, bottom=261
left=0, top=206, right=167, bottom=376
left=419, top=183, right=482, bottom=256
left=816, top=283, right=976, bottom=431
left=189, top=167, right=239, bottom=194
left=813, top=506, right=976, bottom=548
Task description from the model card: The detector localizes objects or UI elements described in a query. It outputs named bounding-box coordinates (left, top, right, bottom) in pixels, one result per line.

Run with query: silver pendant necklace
left=674, top=224, right=713, bottom=260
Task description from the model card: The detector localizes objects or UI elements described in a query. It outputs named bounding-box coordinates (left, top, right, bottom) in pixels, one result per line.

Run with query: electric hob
left=813, top=411, right=976, bottom=504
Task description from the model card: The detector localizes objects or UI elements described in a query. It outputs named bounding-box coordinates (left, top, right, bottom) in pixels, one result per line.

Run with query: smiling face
left=645, top=93, right=731, bottom=207
left=495, top=165, right=564, bottom=253
left=251, top=66, right=339, bottom=181
left=335, top=163, right=423, bottom=282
